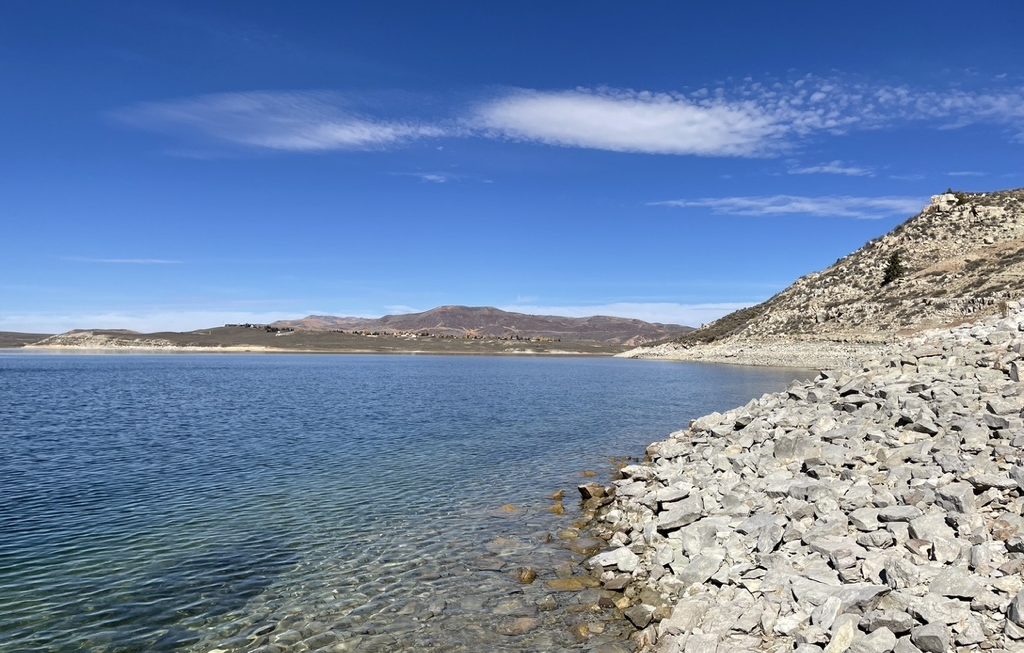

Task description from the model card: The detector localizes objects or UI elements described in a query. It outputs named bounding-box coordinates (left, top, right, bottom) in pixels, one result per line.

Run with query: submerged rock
left=515, top=567, right=538, bottom=584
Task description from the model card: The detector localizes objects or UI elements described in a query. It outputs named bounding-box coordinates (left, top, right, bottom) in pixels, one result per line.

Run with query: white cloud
left=0, top=310, right=305, bottom=334
left=113, top=91, right=445, bottom=152
left=472, top=78, right=1024, bottom=157
left=111, top=78, right=1024, bottom=158
left=947, top=170, right=987, bottom=177
left=650, top=195, right=925, bottom=220
left=889, top=173, right=925, bottom=181
left=472, top=88, right=782, bottom=156
left=415, top=173, right=449, bottom=183
left=501, top=302, right=753, bottom=327
left=788, top=160, right=874, bottom=177
left=391, top=171, right=453, bottom=183
left=62, top=257, right=182, bottom=265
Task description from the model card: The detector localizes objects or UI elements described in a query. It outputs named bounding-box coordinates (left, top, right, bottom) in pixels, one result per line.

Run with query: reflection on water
left=0, top=353, right=806, bottom=652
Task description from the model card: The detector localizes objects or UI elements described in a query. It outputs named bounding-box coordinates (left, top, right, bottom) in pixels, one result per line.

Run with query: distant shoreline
left=15, top=344, right=612, bottom=357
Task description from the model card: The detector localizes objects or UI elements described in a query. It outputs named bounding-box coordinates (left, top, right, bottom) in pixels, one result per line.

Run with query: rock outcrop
left=623, top=189, right=1024, bottom=367
left=589, top=304, right=1024, bottom=652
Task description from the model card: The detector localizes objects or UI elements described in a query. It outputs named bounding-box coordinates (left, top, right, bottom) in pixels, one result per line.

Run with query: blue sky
left=3, top=2, right=1024, bottom=332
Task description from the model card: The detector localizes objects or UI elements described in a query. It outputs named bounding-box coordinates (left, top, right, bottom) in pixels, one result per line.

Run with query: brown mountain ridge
left=273, top=305, right=692, bottom=346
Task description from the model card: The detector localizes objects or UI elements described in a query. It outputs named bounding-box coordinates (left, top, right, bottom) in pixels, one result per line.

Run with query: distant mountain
left=273, top=305, right=692, bottom=346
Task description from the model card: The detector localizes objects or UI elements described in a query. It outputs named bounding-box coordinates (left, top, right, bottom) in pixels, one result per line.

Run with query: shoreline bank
left=584, top=307, right=1024, bottom=651
left=16, top=344, right=613, bottom=357
left=618, top=338, right=891, bottom=370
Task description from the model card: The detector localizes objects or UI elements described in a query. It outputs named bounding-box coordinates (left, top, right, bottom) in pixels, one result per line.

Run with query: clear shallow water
left=0, top=353, right=806, bottom=653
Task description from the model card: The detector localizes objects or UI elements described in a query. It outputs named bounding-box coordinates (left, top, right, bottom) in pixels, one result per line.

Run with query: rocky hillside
left=274, top=305, right=692, bottom=346
left=586, top=304, right=1024, bottom=651
left=625, top=189, right=1024, bottom=367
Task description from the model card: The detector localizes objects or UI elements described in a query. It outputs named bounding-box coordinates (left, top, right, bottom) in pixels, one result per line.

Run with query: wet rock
left=569, top=623, right=590, bottom=642
left=271, top=629, right=302, bottom=645
left=474, top=557, right=505, bottom=571
left=624, top=604, right=655, bottom=629
left=496, top=616, right=540, bottom=636
left=546, top=577, right=600, bottom=592
left=515, top=567, right=537, bottom=584
left=537, top=595, right=557, bottom=611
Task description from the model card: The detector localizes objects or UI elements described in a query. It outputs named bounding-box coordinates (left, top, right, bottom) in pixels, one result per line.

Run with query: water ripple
left=0, top=353, right=803, bottom=652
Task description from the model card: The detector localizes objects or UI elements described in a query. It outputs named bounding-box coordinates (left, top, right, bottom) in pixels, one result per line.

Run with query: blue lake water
left=0, top=353, right=806, bottom=652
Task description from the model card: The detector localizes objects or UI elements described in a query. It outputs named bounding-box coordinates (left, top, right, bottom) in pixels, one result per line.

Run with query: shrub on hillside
left=882, top=251, right=905, bottom=286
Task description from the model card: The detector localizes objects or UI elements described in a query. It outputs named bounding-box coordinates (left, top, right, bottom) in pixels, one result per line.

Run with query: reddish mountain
left=273, top=305, right=692, bottom=346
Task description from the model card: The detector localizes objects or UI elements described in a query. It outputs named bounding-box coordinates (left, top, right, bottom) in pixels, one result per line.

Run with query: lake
left=0, top=353, right=806, bottom=652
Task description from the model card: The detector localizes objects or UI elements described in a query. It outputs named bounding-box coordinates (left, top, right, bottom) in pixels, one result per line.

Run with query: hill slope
left=27, top=327, right=626, bottom=355
left=274, top=305, right=692, bottom=346
left=0, top=332, right=51, bottom=348
left=624, top=188, right=1024, bottom=366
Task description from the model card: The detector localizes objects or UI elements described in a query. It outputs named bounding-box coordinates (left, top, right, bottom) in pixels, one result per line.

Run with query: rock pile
left=588, top=305, right=1024, bottom=652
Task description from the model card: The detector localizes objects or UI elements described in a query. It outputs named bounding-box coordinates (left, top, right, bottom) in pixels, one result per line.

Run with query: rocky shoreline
left=582, top=306, right=1024, bottom=652
left=617, top=339, right=890, bottom=370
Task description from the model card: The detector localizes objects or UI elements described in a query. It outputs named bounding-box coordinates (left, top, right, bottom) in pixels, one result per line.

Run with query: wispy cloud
left=788, top=160, right=874, bottom=177
left=62, top=257, right=183, bottom=265
left=112, top=91, right=446, bottom=152
left=500, top=302, right=754, bottom=327
left=947, top=170, right=987, bottom=177
left=414, top=173, right=449, bottom=183
left=391, top=171, right=454, bottom=183
left=112, top=77, right=1024, bottom=157
left=649, top=195, right=925, bottom=220
left=889, top=173, right=926, bottom=181
left=472, top=78, right=1024, bottom=157
left=472, top=88, right=781, bottom=156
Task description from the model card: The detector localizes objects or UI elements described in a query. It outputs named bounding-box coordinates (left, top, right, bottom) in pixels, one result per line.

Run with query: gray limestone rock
left=849, top=627, right=897, bottom=653
left=587, top=546, right=640, bottom=573
left=674, top=553, right=723, bottom=586
left=909, top=624, right=948, bottom=653
left=1008, top=589, right=1024, bottom=626
left=878, top=506, right=923, bottom=523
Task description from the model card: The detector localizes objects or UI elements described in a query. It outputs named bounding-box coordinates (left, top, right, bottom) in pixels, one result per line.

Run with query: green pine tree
left=882, top=251, right=905, bottom=286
